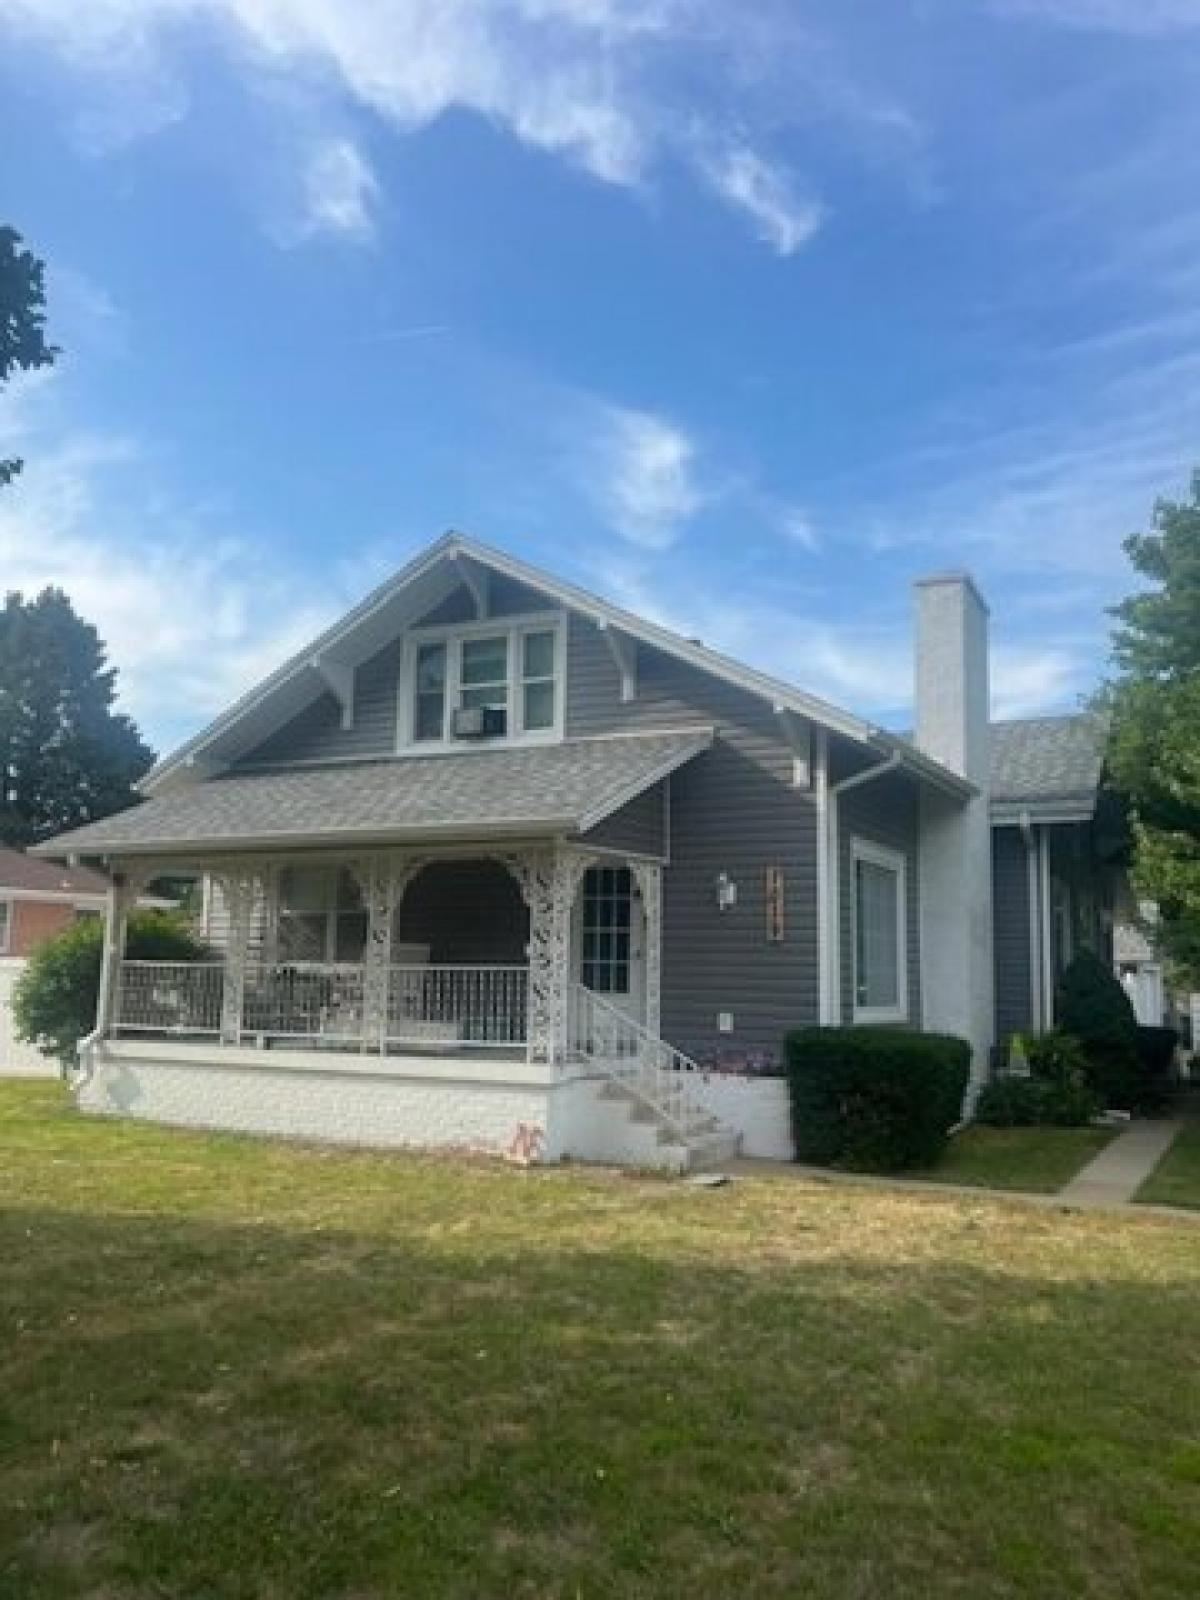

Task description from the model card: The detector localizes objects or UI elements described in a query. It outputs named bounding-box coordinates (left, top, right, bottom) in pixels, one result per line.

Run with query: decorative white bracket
left=312, top=655, right=355, bottom=730
left=774, top=706, right=812, bottom=789
left=598, top=621, right=637, bottom=702
left=453, top=555, right=490, bottom=619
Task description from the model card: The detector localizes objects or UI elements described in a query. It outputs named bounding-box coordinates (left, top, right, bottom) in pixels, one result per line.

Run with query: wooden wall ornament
left=765, top=866, right=785, bottom=943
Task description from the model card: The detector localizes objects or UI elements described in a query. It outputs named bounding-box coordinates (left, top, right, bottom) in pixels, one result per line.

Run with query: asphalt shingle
left=32, top=731, right=712, bottom=857
left=989, top=713, right=1107, bottom=808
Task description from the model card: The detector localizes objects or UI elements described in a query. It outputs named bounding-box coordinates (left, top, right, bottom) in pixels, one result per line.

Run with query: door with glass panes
left=573, top=865, right=645, bottom=1025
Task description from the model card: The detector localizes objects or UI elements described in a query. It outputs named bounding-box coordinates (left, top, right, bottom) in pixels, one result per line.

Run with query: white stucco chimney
left=914, top=573, right=990, bottom=784
left=913, top=573, right=994, bottom=1095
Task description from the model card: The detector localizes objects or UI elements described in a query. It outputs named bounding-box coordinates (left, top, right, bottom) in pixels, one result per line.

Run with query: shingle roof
left=989, top=713, right=1108, bottom=814
left=0, top=844, right=111, bottom=896
left=31, top=731, right=712, bottom=859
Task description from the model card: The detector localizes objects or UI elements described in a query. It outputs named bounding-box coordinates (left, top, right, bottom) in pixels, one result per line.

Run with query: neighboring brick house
left=0, top=847, right=172, bottom=1077
left=0, top=846, right=114, bottom=958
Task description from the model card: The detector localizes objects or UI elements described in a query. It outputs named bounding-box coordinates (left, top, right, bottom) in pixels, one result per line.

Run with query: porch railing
left=114, top=960, right=528, bottom=1052
left=387, top=965, right=527, bottom=1049
left=567, top=981, right=706, bottom=1140
left=117, top=961, right=225, bottom=1036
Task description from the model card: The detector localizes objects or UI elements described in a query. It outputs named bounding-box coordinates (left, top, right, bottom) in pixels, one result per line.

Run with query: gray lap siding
left=568, top=617, right=819, bottom=1068
left=992, top=826, right=1033, bottom=1039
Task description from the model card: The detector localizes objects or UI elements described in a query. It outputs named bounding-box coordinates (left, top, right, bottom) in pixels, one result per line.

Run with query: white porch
left=84, top=843, right=741, bottom=1171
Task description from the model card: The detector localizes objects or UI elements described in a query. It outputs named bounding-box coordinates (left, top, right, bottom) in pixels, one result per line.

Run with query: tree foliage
left=0, top=588, right=154, bottom=846
left=1, top=225, right=58, bottom=486
left=13, top=911, right=208, bottom=1071
left=1105, top=472, right=1200, bottom=983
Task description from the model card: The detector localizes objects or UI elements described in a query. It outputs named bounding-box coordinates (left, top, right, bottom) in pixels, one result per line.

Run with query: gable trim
left=144, top=529, right=972, bottom=801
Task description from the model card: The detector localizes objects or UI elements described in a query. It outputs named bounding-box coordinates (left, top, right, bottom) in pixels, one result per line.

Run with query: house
left=0, top=844, right=116, bottom=957
left=33, top=532, right=1110, bottom=1168
left=0, top=846, right=167, bottom=1075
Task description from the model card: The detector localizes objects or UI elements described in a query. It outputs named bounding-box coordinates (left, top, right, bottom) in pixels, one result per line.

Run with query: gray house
left=34, top=533, right=1118, bottom=1169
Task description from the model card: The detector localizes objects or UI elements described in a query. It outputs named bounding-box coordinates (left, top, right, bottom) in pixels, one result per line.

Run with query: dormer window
left=401, top=615, right=564, bottom=749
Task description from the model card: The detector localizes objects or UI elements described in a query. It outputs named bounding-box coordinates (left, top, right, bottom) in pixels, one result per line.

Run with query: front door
left=574, top=864, right=645, bottom=1027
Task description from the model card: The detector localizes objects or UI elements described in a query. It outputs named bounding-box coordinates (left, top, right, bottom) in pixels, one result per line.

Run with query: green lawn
left=1137, top=1122, right=1200, bottom=1210
left=910, top=1124, right=1117, bottom=1194
left=2, top=1082, right=1199, bottom=1599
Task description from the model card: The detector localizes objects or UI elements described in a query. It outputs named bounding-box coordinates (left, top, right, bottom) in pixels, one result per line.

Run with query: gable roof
left=142, top=531, right=972, bottom=801
left=0, top=844, right=112, bottom=898
left=989, top=713, right=1108, bottom=822
left=32, top=731, right=711, bottom=860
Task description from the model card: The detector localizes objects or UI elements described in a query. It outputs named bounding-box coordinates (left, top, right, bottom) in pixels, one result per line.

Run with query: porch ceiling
left=32, top=730, right=712, bottom=861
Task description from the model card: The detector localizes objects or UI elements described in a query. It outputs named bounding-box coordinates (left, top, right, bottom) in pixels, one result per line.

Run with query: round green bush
left=13, top=910, right=209, bottom=1072
left=785, top=1027, right=971, bottom=1172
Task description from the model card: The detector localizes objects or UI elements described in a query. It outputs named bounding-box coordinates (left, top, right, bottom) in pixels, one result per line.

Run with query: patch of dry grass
left=1, top=1080, right=1198, bottom=1598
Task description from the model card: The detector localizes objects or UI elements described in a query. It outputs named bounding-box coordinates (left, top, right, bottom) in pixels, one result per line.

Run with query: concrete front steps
left=598, top=1078, right=742, bottom=1173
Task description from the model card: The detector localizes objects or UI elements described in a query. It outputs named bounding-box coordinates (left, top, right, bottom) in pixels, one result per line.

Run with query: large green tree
left=0, top=588, right=154, bottom=846
left=1, top=225, right=58, bottom=485
left=1106, top=472, right=1200, bottom=983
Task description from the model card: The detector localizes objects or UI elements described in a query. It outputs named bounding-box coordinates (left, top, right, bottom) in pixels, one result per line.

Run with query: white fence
left=0, top=958, right=58, bottom=1077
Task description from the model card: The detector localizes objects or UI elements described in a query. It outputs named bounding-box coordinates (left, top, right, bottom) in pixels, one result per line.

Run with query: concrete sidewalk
left=1057, top=1117, right=1183, bottom=1208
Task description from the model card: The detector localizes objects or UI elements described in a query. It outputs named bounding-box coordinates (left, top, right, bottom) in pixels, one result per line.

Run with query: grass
left=1, top=1082, right=1199, bottom=1599
left=1137, top=1121, right=1200, bottom=1210
left=910, top=1124, right=1117, bottom=1194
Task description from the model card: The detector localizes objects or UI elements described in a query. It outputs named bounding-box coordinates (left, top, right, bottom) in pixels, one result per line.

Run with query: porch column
left=354, top=854, right=426, bottom=1052
left=95, top=869, right=141, bottom=1037
left=215, top=866, right=258, bottom=1045
left=630, top=860, right=663, bottom=1040
left=509, top=845, right=589, bottom=1066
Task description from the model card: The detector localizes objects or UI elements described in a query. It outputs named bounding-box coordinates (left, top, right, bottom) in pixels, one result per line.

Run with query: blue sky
left=2, top=0, right=1199, bottom=755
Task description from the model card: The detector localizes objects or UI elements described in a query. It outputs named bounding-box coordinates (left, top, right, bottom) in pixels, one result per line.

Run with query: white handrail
left=567, top=982, right=707, bottom=1141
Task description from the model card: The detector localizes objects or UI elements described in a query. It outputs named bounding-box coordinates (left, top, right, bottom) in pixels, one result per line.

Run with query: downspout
left=1019, top=810, right=1042, bottom=1032
left=825, top=751, right=903, bottom=1025
left=77, top=871, right=128, bottom=1089
left=814, top=729, right=832, bottom=1023
left=1038, top=827, right=1055, bottom=1029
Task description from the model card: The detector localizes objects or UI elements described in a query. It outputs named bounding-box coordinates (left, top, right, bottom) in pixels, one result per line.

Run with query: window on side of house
left=851, top=839, right=907, bottom=1023
left=520, top=628, right=556, bottom=732
left=277, top=866, right=367, bottom=964
left=404, top=617, right=563, bottom=747
left=459, top=633, right=510, bottom=721
left=413, top=641, right=447, bottom=742
left=580, top=866, right=632, bottom=995
left=0, top=899, right=10, bottom=954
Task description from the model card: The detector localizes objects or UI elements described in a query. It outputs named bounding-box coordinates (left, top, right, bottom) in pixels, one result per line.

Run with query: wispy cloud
left=594, top=406, right=704, bottom=549
left=296, top=137, right=378, bottom=242
left=0, top=381, right=363, bottom=750
left=696, top=143, right=824, bottom=255
left=1, top=0, right=871, bottom=253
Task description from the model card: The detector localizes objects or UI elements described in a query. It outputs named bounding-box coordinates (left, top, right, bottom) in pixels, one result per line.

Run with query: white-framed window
left=399, top=613, right=565, bottom=750
left=851, top=837, right=907, bottom=1023
left=276, top=865, right=367, bottom=963
left=580, top=866, right=634, bottom=995
left=0, top=899, right=10, bottom=954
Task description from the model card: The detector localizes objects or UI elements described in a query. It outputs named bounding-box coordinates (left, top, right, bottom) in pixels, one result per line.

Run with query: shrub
left=1134, top=1025, right=1179, bottom=1112
left=975, top=1076, right=1047, bottom=1127
left=13, top=910, right=209, bottom=1072
left=785, top=1027, right=971, bottom=1172
left=1056, top=951, right=1140, bottom=1110
left=976, top=1033, right=1098, bottom=1127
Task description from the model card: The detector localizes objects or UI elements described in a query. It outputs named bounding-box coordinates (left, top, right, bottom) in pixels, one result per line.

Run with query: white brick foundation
left=80, top=1042, right=555, bottom=1159
left=76, top=1044, right=794, bottom=1170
